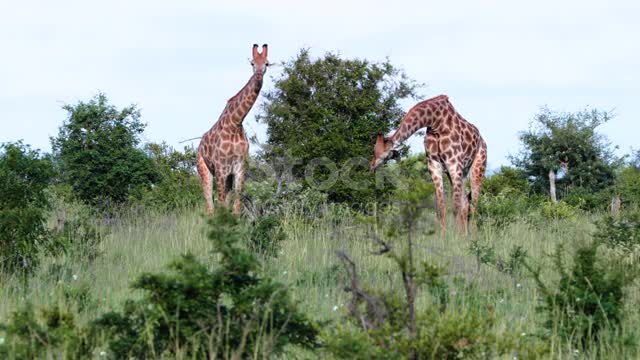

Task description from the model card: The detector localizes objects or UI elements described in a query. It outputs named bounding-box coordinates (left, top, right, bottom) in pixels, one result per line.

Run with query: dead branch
left=336, top=250, right=387, bottom=330
left=179, top=136, right=202, bottom=144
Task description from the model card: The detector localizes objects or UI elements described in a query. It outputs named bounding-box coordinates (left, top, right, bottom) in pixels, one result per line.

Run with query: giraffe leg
left=447, top=163, right=468, bottom=234
left=232, top=165, right=246, bottom=216
left=469, top=145, right=487, bottom=232
left=215, top=170, right=227, bottom=209
left=427, top=155, right=446, bottom=235
left=197, top=154, right=214, bottom=215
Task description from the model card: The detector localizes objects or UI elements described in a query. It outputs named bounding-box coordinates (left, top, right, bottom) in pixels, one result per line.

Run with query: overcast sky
left=1, top=0, right=638, bottom=169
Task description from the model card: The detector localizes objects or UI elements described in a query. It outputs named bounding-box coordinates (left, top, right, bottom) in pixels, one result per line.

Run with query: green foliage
left=513, top=107, right=618, bottom=198
left=528, top=241, right=637, bottom=349
left=539, top=200, right=578, bottom=221
left=468, top=240, right=528, bottom=279
left=482, top=166, right=530, bottom=197
left=51, top=93, right=158, bottom=207
left=258, top=49, right=421, bottom=203
left=327, top=190, right=526, bottom=359
left=248, top=215, right=286, bottom=257
left=562, top=186, right=610, bottom=211
left=136, top=142, right=201, bottom=211
left=53, top=213, right=105, bottom=264
left=0, top=142, right=55, bottom=275
left=0, top=304, right=89, bottom=359
left=476, top=192, right=533, bottom=230
left=594, top=209, right=640, bottom=251
left=615, top=166, right=640, bottom=206
left=91, top=208, right=318, bottom=358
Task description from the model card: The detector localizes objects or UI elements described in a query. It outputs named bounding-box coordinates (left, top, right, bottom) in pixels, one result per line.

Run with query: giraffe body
left=197, top=44, right=269, bottom=215
left=370, top=95, right=487, bottom=234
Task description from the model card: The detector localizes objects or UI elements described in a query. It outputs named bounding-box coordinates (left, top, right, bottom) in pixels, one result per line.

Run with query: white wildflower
left=0, top=337, right=4, bottom=345
left=332, top=305, right=339, bottom=311
left=100, top=350, right=107, bottom=356
left=516, top=283, right=522, bottom=288
left=72, top=274, right=78, bottom=281
left=521, top=332, right=526, bottom=337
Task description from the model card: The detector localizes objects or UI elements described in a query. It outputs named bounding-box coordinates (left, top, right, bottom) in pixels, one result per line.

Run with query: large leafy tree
left=0, top=142, right=54, bottom=274
left=258, top=49, right=420, bottom=203
left=51, top=93, right=158, bottom=207
left=512, top=107, right=618, bottom=202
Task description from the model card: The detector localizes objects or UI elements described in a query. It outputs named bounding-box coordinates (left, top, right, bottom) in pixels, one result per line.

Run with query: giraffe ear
left=376, top=134, right=384, bottom=144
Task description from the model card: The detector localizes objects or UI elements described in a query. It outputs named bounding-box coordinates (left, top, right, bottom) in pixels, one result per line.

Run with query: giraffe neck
left=389, top=97, right=449, bottom=146
left=222, top=73, right=264, bottom=128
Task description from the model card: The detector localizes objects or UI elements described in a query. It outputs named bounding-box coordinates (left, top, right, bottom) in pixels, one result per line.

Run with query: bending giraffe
left=197, top=44, right=270, bottom=215
left=369, top=95, right=487, bottom=234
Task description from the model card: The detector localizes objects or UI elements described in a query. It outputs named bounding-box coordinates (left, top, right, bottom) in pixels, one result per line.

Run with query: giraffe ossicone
left=196, top=44, right=269, bottom=215
left=370, top=95, right=487, bottom=234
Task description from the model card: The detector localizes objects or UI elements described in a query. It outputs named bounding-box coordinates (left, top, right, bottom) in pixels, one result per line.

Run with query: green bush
left=482, top=166, right=530, bottom=197
left=0, top=304, right=90, bottom=359
left=51, top=93, right=158, bottom=208
left=615, top=166, right=640, bottom=206
left=135, top=142, right=201, bottom=211
left=91, top=208, right=318, bottom=358
left=476, top=192, right=534, bottom=230
left=0, top=142, right=55, bottom=275
left=594, top=209, right=640, bottom=251
left=528, top=241, right=637, bottom=349
left=539, top=200, right=577, bottom=221
left=248, top=215, right=286, bottom=257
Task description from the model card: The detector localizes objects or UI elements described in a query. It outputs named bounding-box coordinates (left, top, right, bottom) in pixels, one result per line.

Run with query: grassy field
left=1, top=203, right=639, bottom=359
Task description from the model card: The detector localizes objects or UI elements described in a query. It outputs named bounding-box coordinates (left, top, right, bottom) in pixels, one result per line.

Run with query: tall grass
left=1, top=203, right=638, bottom=359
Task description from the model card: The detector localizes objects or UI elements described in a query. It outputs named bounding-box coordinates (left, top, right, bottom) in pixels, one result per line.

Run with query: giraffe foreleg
left=448, top=163, right=468, bottom=234
left=197, top=154, right=214, bottom=215
left=215, top=170, right=228, bottom=209
left=427, top=155, right=446, bottom=235
left=232, top=164, right=246, bottom=216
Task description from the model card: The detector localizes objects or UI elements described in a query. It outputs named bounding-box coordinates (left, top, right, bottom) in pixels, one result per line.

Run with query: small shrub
left=539, top=200, right=577, bottom=221
left=527, top=241, right=637, bottom=349
left=594, top=209, right=640, bottom=251
left=248, top=215, right=286, bottom=257
left=476, top=192, right=533, bottom=230
left=0, top=304, right=89, bottom=359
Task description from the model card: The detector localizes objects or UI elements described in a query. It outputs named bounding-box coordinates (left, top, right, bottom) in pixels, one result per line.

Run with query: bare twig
left=179, top=136, right=202, bottom=144
left=336, top=250, right=387, bottom=330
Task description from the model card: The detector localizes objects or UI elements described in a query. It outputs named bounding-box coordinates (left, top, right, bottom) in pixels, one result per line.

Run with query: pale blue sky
left=1, top=0, right=638, bottom=169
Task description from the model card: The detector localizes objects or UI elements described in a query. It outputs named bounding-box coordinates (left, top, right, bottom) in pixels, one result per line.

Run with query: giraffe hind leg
left=469, top=145, right=487, bottom=232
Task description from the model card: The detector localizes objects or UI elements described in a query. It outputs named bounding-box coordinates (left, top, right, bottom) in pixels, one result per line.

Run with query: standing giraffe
left=197, top=44, right=269, bottom=215
left=369, top=95, right=487, bottom=234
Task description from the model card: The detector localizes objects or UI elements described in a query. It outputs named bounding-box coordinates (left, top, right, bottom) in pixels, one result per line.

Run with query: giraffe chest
left=199, top=128, right=249, bottom=164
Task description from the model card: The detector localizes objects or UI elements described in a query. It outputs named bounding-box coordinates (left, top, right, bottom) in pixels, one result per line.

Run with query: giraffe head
left=251, top=44, right=270, bottom=78
left=369, top=134, right=397, bottom=171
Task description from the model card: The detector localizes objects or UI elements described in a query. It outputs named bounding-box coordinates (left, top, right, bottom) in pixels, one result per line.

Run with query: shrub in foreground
left=92, top=209, right=318, bottom=358
left=0, top=209, right=318, bottom=358
left=527, top=241, right=638, bottom=350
